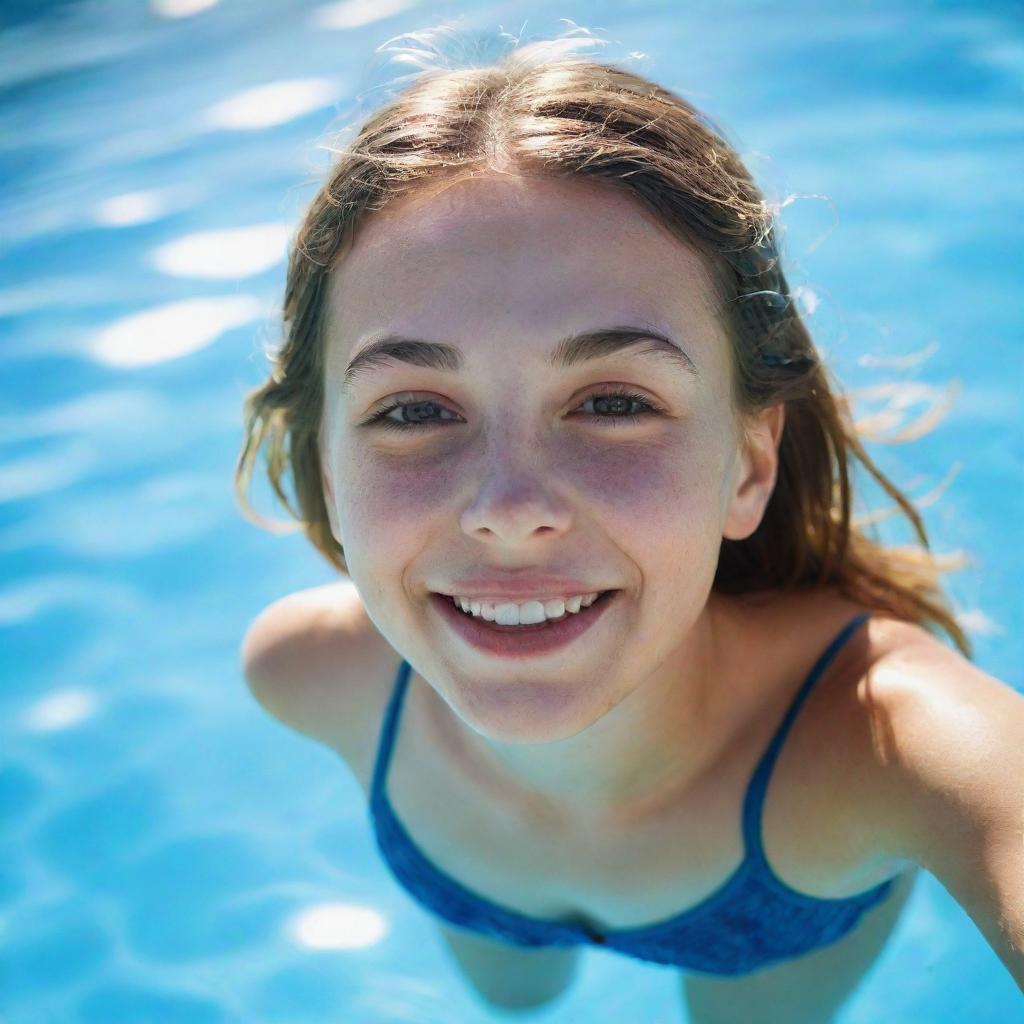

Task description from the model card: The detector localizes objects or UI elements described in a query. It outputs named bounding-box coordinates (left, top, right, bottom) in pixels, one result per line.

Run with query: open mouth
left=428, top=589, right=620, bottom=659
left=441, top=590, right=618, bottom=631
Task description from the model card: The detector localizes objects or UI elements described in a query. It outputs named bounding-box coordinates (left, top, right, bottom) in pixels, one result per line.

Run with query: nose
left=458, top=452, right=573, bottom=545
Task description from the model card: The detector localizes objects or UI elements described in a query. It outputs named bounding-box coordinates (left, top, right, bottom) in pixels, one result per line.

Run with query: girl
left=234, top=38, right=1023, bottom=1021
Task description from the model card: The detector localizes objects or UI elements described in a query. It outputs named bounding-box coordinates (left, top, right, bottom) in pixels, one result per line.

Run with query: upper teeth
left=452, top=592, right=602, bottom=625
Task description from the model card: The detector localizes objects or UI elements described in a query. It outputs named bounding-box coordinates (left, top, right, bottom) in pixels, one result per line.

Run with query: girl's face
left=318, top=173, right=779, bottom=741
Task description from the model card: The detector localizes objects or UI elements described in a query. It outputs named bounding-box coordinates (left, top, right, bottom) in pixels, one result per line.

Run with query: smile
left=429, top=589, right=619, bottom=660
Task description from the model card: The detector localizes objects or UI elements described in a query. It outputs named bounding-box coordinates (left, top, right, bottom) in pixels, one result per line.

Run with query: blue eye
left=362, top=388, right=664, bottom=432
left=366, top=398, right=461, bottom=431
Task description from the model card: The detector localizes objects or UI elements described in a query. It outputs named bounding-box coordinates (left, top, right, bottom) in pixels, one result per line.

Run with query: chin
left=446, top=675, right=605, bottom=745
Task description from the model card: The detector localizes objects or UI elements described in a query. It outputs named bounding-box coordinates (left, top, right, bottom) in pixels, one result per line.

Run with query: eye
left=359, top=386, right=665, bottom=433
left=575, top=388, right=664, bottom=426
left=361, top=396, right=462, bottom=432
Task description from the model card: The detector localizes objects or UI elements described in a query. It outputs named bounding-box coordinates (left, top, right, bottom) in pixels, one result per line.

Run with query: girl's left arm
left=871, top=641, right=1024, bottom=991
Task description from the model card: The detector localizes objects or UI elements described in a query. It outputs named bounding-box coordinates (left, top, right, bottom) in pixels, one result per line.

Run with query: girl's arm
left=868, top=638, right=1024, bottom=991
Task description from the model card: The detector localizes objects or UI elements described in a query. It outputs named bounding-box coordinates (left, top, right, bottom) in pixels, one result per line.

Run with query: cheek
left=571, top=432, right=729, bottom=533
left=572, top=438, right=727, bottom=649
left=593, top=437, right=733, bottom=610
left=337, top=447, right=452, bottom=553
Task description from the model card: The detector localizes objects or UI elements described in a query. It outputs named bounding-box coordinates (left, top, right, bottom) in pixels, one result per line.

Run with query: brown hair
left=234, top=36, right=970, bottom=656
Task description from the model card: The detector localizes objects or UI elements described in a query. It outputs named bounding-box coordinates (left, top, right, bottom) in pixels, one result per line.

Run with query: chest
left=343, top=658, right=899, bottom=933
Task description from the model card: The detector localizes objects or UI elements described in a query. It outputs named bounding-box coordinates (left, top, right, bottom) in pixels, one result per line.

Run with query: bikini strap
left=741, top=613, right=870, bottom=860
left=370, top=658, right=413, bottom=811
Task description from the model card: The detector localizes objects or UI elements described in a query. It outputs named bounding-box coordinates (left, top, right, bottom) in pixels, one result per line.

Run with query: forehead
left=324, top=173, right=723, bottom=365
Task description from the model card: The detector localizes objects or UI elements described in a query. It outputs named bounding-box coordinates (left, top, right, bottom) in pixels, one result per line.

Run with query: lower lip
left=429, top=591, right=619, bottom=660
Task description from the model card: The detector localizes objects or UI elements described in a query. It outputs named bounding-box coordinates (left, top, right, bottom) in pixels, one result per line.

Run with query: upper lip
left=433, top=577, right=617, bottom=601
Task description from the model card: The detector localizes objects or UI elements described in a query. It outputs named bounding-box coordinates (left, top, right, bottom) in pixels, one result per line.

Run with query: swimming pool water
left=1, top=1, right=1021, bottom=1021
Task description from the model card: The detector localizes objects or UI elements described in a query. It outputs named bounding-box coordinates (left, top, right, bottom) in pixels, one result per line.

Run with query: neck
left=433, top=593, right=754, bottom=832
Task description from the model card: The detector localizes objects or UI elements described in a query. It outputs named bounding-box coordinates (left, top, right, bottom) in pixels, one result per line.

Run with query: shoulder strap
left=741, top=613, right=870, bottom=858
left=370, top=658, right=413, bottom=809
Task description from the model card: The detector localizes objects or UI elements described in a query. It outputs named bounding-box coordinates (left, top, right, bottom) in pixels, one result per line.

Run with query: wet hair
left=235, top=32, right=969, bottom=656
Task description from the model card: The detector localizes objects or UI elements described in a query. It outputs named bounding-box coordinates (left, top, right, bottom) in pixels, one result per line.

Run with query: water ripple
left=89, top=295, right=265, bottom=367
left=150, top=223, right=291, bottom=279
left=200, top=78, right=342, bottom=131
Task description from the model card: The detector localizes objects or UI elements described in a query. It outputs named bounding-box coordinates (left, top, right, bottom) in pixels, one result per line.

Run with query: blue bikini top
left=368, top=613, right=897, bottom=975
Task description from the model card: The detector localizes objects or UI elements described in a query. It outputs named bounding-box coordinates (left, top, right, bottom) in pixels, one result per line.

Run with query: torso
left=312, top=584, right=918, bottom=933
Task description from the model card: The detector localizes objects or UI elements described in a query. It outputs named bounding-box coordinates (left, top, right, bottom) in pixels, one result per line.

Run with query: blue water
left=2, top=2, right=1021, bottom=1021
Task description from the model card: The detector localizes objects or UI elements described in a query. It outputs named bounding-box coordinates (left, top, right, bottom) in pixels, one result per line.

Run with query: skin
left=317, top=171, right=785, bottom=833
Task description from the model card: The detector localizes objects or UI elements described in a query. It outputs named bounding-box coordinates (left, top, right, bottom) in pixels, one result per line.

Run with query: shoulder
left=813, top=613, right=1010, bottom=835
left=764, top=601, right=1010, bottom=886
left=851, top=617, right=1024, bottom=985
left=853, top=618, right=1024, bottom=856
left=240, top=581, right=398, bottom=756
left=852, top=618, right=1023, bottom=825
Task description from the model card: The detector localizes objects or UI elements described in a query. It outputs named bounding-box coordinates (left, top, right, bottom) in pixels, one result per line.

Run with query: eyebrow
left=340, top=327, right=699, bottom=395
